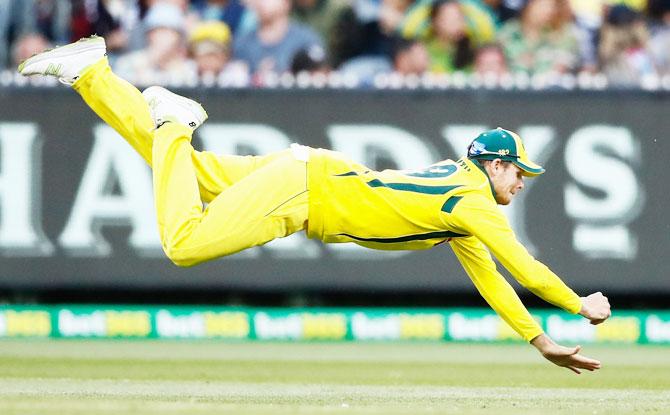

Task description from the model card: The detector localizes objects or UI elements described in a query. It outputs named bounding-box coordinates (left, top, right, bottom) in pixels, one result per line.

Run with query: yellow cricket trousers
left=73, top=58, right=309, bottom=266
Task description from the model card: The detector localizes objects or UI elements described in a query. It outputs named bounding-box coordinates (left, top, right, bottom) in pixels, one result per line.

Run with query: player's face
left=489, top=161, right=525, bottom=205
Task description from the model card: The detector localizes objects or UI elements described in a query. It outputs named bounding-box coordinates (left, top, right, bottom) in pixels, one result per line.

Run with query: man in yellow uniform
left=19, top=36, right=611, bottom=373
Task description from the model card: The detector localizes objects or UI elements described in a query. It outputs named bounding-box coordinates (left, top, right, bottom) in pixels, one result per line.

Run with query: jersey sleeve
left=447, top=194, right=582, bottom=315
left=449, top=235, right=544, bottom=342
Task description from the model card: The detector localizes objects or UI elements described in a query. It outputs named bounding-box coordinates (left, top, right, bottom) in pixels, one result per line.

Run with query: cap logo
left=468, top=141, right=486, bottom=156
left=498, top=149, right=510, bottom=155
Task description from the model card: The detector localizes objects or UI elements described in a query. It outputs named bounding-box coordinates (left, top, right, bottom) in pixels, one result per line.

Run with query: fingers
left=564, top=347, right=602, bottom=372
left=573, top=354, right=602, bottom=370
left=592, top=292, right=612, bottom=321
left=571, top=347, right=602, bottom=370
left=601, top=293, right=611, bottom=312
left=602, top=294, right=611, bottom=315
left=578, top=360, right=601, bottom=371
left=569, top=364, right=598, bottom=374
left=540, top=337, right=603, bottom=373
left=575, top=352, right=601, bottom=365
left=581, top=292, right=612, bottom=322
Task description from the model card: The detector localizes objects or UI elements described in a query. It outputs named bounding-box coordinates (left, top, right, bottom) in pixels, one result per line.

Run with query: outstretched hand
left=579, top=292, right=612, bottom=325
left=531, top=334, right=602, bottom=374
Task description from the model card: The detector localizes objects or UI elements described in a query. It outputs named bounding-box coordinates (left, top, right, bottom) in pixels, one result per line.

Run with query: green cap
left=467, top=128, right=545, bottom=177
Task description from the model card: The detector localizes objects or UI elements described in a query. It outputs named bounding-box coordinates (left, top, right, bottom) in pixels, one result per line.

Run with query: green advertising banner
left=0, top=306, right=668, bottom=344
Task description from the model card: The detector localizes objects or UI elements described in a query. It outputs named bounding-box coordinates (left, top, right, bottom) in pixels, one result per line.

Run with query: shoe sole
left=143, top=86, right=209, bottom=128
left=18, top=36, right=105, bottom=74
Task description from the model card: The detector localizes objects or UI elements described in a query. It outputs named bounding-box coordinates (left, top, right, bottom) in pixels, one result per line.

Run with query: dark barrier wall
left=0, top=88, right=668, bottom=293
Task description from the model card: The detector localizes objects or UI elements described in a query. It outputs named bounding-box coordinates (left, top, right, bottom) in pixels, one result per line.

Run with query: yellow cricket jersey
left=306, top=148, right=582, bottom=341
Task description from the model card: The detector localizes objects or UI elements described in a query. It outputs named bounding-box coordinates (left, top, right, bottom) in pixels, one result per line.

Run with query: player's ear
left=490, top=158, right=504, bottom=173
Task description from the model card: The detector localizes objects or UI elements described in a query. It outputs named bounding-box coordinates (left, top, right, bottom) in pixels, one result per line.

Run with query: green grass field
left=0, top=340, right=668, bottom=414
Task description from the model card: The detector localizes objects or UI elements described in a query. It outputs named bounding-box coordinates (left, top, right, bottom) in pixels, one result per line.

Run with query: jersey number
left=403, top=164, right=457, bottom=178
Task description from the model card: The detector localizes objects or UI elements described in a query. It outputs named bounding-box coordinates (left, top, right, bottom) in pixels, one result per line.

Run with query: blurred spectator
left=114, top=2, right=197, bottom=85
left=189, top=21, right=249, bottom=82
left=339, top=36, right=428, bottom=85
left=567, top=0, right=618, bottom=73
left=325, top=4, right=362, bottom=68
left=482, top=0, right=522, bottom=24
left=70, top=0, right=140, bottom=57
left=234, top=0, right=324, bottom=79
left=337, top=54, right=392, bottom=85
left=377, top=0, right=414, bottom=33
left=474, top=42, right=508, bottom=77
left=35, top=0, right=71, bottom=43
left=363, top=0, right=414, bottom=54
left=292, top=0, right=351, bottom=65
left=11, top=32, right=51, bottom=68
left=144, top=0, right=190, bottom=12
left=71, top=1, right=192, bottom=57
left=648, top=0, right=670, bottom=76
left=392, top=36, right=430, bottom=75
left=598, top=5, right=656, bottom=86
left=292, top=0, right=351, bottom=39
left=290, top=44, right=330, bottom=74
left=190, top=0, right=248, bottom=35
left=330, top=0, right=414, bottom=68
left=401, top=0, right=497, bottom=46
left=497, top=0, right=582, bottom=76
left=0, top=0, right=36, bottom=68
left=1, top=0, right=668, bottom=89
left=567, top=0, right=648, bottom=36
left=424, top=0, right=476, bottom=73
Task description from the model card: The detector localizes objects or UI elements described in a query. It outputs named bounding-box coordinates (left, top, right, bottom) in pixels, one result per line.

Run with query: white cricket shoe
left=18, top=35, right=106, bottom=85
left=142, top=86, right=208, bottom=131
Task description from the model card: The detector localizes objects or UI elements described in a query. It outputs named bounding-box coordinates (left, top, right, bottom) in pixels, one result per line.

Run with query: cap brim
left=513, top=158, right=545, bottom=177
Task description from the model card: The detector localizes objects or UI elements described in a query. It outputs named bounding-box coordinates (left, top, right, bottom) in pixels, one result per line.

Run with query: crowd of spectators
left=2, top=0, right=670, bottom=89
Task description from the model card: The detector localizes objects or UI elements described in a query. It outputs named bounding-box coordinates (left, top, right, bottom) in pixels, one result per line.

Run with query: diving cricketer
left=19, top=36, right=611, bottom=373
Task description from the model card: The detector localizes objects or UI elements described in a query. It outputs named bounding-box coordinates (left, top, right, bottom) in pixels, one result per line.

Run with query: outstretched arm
left=450, top=235, right=544, bottom=342
left=449, top=195, right=584, bottom=315
left=471, top=208, right=613, bottom=325
left=445, top=195, right=611, bottom=372
left=450, top=236, right=606, bottom=373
